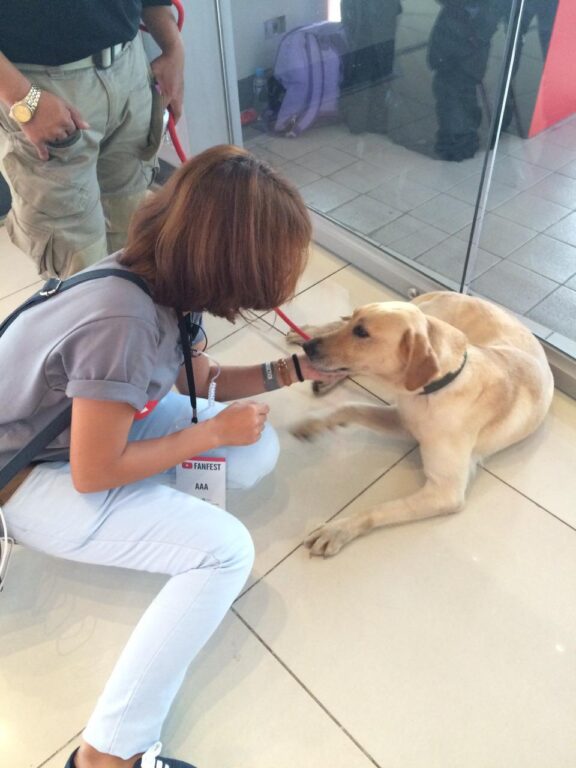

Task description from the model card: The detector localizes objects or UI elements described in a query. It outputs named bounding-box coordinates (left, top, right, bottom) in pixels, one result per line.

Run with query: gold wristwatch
left=9, top=85, right=42, bottom=124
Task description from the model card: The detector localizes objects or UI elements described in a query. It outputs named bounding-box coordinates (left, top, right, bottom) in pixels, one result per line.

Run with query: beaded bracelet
left=276, top=358, right=293, bottom=387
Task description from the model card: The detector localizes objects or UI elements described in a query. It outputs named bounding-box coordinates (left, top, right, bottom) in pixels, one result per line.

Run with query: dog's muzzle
left=303, top=338, right=321, bottom=360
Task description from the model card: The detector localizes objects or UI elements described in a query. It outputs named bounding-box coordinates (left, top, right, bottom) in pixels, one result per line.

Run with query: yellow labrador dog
left=291, top=291, right=554, bottom=556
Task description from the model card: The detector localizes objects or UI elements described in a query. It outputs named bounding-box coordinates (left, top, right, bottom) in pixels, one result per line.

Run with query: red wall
left=529, top=0, right=576, bottom=136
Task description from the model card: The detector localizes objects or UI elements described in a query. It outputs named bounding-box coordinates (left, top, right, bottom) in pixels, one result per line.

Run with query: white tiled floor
left=1, top=228, right=576, bottom=768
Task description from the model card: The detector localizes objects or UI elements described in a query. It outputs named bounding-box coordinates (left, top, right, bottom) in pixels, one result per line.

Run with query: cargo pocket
left=3, top=134, right=90, bottom=219
left=140, top=82, right=166, bottom=162
left=45, top=129, right=82, bottom=150
left=5, top=214, right=57, bottom=276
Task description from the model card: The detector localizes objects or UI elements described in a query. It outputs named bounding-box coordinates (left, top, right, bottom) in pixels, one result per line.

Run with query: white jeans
left=4, top=393, right=279, bottom=758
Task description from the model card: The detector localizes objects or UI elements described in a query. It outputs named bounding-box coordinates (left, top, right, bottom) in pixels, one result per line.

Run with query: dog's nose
left=303, top=338, right=322, bottom=360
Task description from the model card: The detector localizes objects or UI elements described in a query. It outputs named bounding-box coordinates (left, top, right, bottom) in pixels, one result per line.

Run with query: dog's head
left=303, top=302, right=442, bottom=393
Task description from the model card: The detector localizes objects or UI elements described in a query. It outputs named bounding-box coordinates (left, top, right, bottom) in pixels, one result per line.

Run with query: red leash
left=272, top=307, right=310, bottom=341
left=166, top=110, right=187, bottom=163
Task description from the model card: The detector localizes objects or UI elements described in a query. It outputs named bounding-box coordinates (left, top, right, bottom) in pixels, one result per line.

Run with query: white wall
left=144, top=1, right=233, bottom=157
left=230, top=0, right=327, bottom=80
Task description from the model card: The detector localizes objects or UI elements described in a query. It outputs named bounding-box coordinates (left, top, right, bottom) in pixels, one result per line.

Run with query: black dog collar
left=419, top=351, right=468, bottom=396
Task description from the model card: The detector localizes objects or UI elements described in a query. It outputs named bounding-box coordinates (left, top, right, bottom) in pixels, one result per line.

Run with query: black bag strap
left=0, top=269, right=152, bottom=490
left=0, top=269, right=151, bottom=337
left=0, top=404, right=72, bottom=489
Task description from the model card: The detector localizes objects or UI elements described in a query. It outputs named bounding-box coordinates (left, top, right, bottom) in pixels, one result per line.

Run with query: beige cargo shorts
left=0, top=34, right=164, bottom=277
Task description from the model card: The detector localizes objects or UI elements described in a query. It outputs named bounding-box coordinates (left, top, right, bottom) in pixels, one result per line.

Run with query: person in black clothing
left=427, top=0, right=559, bottom=162
left=427, top=0, right=500, bottom=161
left=0, top=1, right=184, bottom=276
left=339, top=0, right=403, bottom=134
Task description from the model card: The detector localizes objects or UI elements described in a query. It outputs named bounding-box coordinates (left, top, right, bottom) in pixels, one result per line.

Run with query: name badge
left=176, top=456, right=226, bottom=509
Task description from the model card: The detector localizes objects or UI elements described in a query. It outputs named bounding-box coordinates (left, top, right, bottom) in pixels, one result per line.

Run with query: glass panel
left=226, top=0, right=574, bottom=359
left=227, top=1, right=502, bottom=288
left=461, top=0, right=576, bottom=359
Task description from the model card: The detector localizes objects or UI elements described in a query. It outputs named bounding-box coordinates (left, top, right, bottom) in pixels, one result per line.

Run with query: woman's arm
left=69, top=396, right=268, bottom=493
left=177, top=353, right=345, bottom=401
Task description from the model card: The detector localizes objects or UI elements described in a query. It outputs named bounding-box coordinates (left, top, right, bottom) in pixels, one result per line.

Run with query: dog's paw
left=285, top=328, right=310, bottom=346
left=290, top=417, right=328, bottom=441
left=304, top=522, right=354, bottom=557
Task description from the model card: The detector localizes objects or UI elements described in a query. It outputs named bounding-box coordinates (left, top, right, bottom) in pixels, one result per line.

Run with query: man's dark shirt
left=0, top=0, right=171, bottom=66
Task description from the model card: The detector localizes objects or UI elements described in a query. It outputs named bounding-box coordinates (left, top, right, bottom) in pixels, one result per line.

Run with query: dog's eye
left=352, top=324, right=370, bottom=339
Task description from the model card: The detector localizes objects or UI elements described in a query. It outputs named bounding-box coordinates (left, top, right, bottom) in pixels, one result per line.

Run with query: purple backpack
left=273, top=22, right=347, bottom=137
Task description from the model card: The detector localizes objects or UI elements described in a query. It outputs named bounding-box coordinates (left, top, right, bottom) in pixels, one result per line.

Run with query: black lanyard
left=177, top=312, right=199, bottom=424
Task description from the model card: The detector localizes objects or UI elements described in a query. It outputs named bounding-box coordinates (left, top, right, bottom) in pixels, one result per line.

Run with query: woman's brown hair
left=120, top=144, right=311, bottom=319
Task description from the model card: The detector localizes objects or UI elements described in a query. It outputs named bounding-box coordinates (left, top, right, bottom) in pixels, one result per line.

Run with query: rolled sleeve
left=47, top=315, right=160, bottom=408
left=65, top=380, right=148, bottom=410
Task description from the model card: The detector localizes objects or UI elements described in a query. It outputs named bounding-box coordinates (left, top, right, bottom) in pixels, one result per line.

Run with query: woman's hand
left=208, top=401, right=270, bottom=447
left=293, top=354, right=348, bottom=385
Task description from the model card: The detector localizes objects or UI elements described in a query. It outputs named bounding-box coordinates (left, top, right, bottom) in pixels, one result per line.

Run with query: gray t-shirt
left=0, top=254, right=201, bottom=466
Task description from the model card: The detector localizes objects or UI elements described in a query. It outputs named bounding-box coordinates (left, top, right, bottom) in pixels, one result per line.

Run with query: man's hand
left=0, top=51, right=89, bottom=160
left=150, top=49, right=185, bottom=123
left=21, top=90, right=89, bottom=160
left=142, top=5, right=185, bottom=123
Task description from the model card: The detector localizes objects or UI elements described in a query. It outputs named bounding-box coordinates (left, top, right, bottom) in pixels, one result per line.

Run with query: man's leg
left=0, top=63, right=110, bottom=277
left=97, top=36, right=165, bottom=254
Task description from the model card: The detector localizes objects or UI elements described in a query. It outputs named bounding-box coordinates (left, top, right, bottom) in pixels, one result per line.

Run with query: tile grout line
left=235, top=444, right=418, bottom=602
left=503, top=249, right=576, bottom=287
left=482, top=466, right=576, bottom=534
left=521, top=277, right=570, bottom=317
left=37, top=731, right=83, bottom=768
left=0, top=279, right=44, bottom=302
left=231, top=609, right=383, bottom=768
left=322, top=445, right=419, bottom=525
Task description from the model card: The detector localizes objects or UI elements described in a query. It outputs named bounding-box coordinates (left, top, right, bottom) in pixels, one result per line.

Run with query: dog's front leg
left=305, top=439, right=475, bottom=556
left=292, top=403, right=412, bottom=442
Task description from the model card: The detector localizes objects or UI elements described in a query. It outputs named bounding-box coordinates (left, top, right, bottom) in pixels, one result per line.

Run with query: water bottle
left=253, top=67, right=268, bottom=112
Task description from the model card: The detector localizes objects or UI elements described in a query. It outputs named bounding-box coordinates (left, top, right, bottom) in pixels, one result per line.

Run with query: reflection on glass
left=339, top=0, right=401, bottom=135
left=429, top=1, right=557, bottom=162
left=229, top=0, right=574, bottom=358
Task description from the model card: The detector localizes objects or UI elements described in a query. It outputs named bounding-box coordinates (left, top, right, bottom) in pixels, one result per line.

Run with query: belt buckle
left=94, top=45, right=115, bottom=70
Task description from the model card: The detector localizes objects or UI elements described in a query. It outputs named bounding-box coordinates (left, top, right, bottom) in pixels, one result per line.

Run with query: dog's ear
left=400, top=328, right=439, bottom=392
